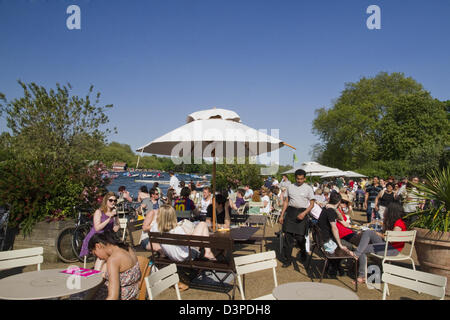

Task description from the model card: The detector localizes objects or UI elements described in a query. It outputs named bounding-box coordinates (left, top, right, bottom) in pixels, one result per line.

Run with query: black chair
left=306, top=224, right=358, bottom=291
left=126, top=219, right=147, bottom=252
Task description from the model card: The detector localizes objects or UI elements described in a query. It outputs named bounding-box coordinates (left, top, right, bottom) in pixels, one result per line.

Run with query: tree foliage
left=312, top=72, right=449, bottom=177
left=0, top=81, right=113, bottom=235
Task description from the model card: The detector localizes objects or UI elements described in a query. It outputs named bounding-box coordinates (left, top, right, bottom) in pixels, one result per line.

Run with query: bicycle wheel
left=72, top=223, right=95, bottom=263
left=55, top=226, right=79, bottom=263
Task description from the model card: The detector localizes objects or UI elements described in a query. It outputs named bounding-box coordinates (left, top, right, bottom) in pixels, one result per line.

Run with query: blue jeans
left=366, top=203, right=379, bottom=222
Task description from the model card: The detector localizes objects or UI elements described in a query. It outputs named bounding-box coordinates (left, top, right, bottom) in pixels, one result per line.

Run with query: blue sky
left=1, top=0, right=449, bottom=166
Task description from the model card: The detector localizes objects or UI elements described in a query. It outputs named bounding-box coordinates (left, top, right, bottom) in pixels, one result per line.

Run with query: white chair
left=119, top=218, right=128, bottom=241
left=248, top=201, right=264, bottom=215
left=365, top=230, right=417, bottom=290
left=381, top=263, right=447, bottom=300
left=0, top=247, right=44, bottom=271
left=234, top=250, right=278, bottom=300
left=144, top=263, right=182, bottom=300
left=269, top=200, right=281, bottom=227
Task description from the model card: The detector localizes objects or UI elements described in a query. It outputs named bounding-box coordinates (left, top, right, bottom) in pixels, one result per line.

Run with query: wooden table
left=272, top=282, right=359, bottom=300
left=0, top=268, right=104, bottom=300
left=213, top=226, right=259, bottom=241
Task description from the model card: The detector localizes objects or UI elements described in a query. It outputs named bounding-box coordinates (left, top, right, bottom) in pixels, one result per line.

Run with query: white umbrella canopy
left=343, top=171, right=367, bottom=178
left=136, top=118, right=285, bottom=157
left=283, top=161, right=339, bottom=175
left=320, top=170, right=367, bottom=178
left=186, top=108, right=241, bottom=123
left=320, top=170, right=347, bottom=178
left=136, top=107, right=295, bottom=230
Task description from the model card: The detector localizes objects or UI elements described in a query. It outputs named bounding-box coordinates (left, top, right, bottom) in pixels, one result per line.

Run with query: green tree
left=0, top=81, right=115, bottom=167
left=312, top=72, right=449, bottom=177
left=0, top=81, right=114, bottom=235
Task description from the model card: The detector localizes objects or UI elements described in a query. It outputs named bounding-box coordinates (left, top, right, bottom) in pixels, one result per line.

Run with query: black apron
left=282, top=206, right=309, bottom=235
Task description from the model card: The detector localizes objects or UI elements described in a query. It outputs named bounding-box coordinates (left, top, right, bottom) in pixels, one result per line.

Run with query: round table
left=272, top=282, right=359, bottom=300
left=0, top=268, right=104, bottom=300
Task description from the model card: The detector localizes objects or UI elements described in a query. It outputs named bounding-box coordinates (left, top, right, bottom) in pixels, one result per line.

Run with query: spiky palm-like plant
left=405, top=167, right=450, bottom=233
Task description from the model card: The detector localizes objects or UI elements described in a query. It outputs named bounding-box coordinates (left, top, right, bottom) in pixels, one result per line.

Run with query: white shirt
left=150, top=222, right=189, bottom=262
left=272, top=179, right=279, bottom=186
left=244, top=189, right=254, bottom=200
left=200, top=197, right=211, bottom=214
left=170, top=175, right=180, bottom=194
left=286, top=183, right=314, bottom=209
left=260, top=195, right=271, bottom=214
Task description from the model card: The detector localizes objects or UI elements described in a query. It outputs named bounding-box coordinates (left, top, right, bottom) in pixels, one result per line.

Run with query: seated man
left=118, top=185, right=133, bottom=203
left=140, top=188, right=162, bottom=217
left=228, top=189, right=246, bottom=212
left=243, top=184, right=254, bottom=201
left=174, top=187, right=196, bottom=212
left=140, top=188, right=162, bottom=250
left=317, top=192, right=353, bottom=276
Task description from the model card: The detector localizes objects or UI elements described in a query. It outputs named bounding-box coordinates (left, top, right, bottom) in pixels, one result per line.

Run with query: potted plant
left=405, top=167, right=450, bottom=295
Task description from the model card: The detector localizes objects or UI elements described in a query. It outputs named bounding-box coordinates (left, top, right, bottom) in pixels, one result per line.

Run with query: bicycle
left=55, top=206, right=95, bottom=263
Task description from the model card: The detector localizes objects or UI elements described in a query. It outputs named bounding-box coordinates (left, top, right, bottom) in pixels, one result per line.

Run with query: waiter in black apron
left=279, top=169, right=315, bottom=268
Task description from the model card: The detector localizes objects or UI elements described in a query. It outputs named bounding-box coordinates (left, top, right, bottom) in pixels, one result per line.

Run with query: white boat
left=135, top=179, right=170, bottom=184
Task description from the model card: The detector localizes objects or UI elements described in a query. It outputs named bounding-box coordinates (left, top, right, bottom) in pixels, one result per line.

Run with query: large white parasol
left=136, top=107, right=295, bottom=231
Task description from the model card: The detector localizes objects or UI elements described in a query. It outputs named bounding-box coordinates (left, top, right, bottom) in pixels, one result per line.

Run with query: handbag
left=323, top=239, right=337, bottom=254
left=178, top=219, right=195, bottom=235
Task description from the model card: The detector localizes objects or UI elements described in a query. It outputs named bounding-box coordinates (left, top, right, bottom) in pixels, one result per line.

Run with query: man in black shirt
left=317, top=192, right=354, bottom=275
left=364, top=176, right=383, bottom=223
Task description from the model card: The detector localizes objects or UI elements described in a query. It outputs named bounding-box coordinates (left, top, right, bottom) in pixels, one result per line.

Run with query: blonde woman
left=80, top=192, right=120, bottom=271
left=251, top=190, right=261, bottom=202
left=150, top=205, right=216, bottom=261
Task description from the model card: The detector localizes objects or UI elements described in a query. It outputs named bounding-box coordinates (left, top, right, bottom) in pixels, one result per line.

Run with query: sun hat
left=340, top=193, right=352, bottom=204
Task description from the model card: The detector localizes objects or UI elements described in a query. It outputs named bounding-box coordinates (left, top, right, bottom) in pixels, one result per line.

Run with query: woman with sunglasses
left=80, top=191, right=121, bottom=270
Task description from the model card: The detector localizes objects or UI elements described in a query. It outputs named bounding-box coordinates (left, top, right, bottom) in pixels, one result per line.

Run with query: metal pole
left=212, top=150, right=216, bottom=232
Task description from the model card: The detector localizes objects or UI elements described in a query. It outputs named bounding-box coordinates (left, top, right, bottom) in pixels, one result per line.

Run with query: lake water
left=106, top=172, right=210, bottom=199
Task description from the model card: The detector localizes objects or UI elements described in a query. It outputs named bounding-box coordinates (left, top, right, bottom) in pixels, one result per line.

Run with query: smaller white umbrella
left=320, top=170, right=347, bottom=178
left=283, top=161, right=339, bottom=175
left=320, top=170, right=367, bottom=178
left=344, top=171, right=367, bottom=178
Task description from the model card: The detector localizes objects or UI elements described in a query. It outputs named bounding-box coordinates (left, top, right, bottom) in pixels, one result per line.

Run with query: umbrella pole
left=212, top=152, right=216, bottom=232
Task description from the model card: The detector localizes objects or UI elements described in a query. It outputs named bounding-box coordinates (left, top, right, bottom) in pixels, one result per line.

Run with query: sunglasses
left=108, top=199, right=118, bottom=203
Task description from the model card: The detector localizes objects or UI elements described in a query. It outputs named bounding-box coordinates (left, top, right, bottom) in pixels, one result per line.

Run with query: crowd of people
left=79, top=170, right=425, bottom=299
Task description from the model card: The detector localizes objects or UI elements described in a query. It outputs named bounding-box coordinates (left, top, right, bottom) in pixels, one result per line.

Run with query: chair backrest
left=144, top=263, right=181, bottom=300
left=382, top=262, right=447, bottom=300
left=249, top=201, right=264, bottom=208
left=148, top=232, right=234, bottom=271
left=384, top=230, right=417, bottom=258
left=118, top=218, right=128, bottom=241
left=234, top=250, right=278, bottom=300
left=0, top=247, right=44, bottom=271
left=137, top=255, right=152, bottom=300
left=311, top=223, right=326, bottom=250
left=237, top=205, right=246, bottom=215
left=127, top=219, right=144, bottom=247
left=246, top=214, right=267, bottom=238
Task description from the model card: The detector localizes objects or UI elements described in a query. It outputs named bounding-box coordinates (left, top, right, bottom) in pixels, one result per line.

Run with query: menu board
left=60, top=267, right=101, bottom=278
